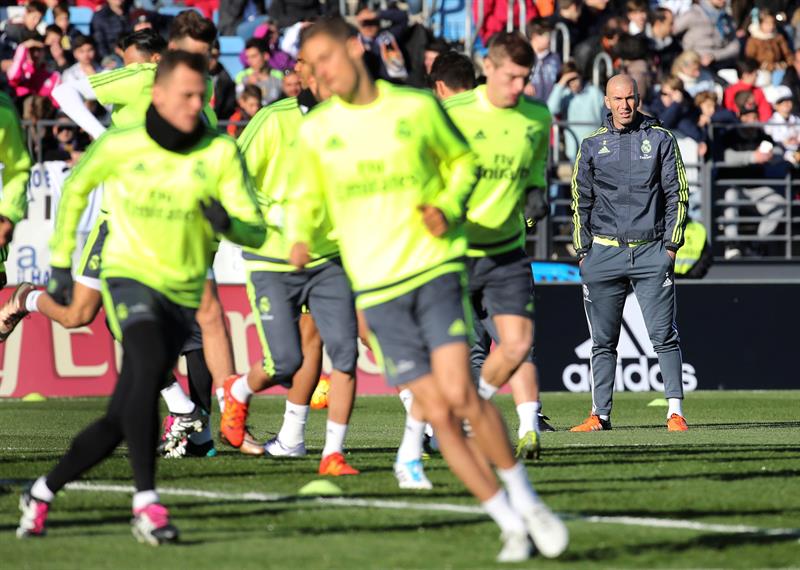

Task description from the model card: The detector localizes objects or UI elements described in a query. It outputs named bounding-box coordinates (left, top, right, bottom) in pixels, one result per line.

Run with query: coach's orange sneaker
left=667, top=414, right=688, bottom=432
left=570, top=415, right=611, bottom=432
left=319, top=452, right=360, bottom=476
left=310, top=374, right=330, bottom=410
left=220, top=376, right=248, bottom=448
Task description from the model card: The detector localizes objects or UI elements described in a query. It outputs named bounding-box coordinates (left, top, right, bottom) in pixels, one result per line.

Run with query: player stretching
left=0, top=90, right=32, bottom=320
left=0, top=15, right=241, bottom=457
left=287, top=18, right=568, bottom=562
left=16, top=51, right=265, bottom=544
left=443, top=33, right=552, bottom=459
left=224, top=52, right=360, bottom=475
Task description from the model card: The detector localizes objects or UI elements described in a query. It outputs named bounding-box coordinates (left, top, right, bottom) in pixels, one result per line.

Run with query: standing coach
left=569, top=74, right=690, bottom=433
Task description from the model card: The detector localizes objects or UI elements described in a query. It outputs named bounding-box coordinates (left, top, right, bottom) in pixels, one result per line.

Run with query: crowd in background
left=1, top=0, right=798, bottom=258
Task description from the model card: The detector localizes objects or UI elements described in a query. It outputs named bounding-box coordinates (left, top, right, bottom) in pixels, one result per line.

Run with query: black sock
left=185, top=349, right=213, bottom=415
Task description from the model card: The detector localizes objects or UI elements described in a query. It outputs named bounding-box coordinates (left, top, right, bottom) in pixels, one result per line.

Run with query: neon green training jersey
left=0, top=92, right=31, bottom=269
left=50, top=125, right=265, bottom=307
left=89, top=63, right=218, bottom=129
left=286, top=80, right=477, bottom=309
left=237, top=96, right=338, bottom=271
left=444, top=85, right=551, bottom=257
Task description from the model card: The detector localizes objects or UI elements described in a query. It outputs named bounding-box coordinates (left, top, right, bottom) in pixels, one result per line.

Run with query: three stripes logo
left=563, top=293, right=697, bottom=393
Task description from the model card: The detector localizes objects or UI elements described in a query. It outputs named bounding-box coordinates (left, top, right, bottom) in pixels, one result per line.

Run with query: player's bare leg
left=195, top=279, right=235, bottom=404
left=479, top=315, right=533, bottom=392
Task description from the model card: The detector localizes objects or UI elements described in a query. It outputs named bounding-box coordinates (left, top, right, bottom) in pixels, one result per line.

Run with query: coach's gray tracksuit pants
left=580, top=240, right=684, bottom=416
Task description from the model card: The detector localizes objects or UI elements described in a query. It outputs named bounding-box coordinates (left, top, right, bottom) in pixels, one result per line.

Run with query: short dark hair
left=72, top=34, right=95, bottom=51
left=155, top=49, right=208, bottom=83
left=650, top=7, right=672, bottom=24
left=120, top=29, right=167, bottom=58
left=430, top=51, right=476, bottom=91
left=26, top=1, right=47, bottom=16
left=240, top=84, right=263, bottom=101
left=527, top=18, right=554, bottom=38
left=626, top=0, right=648, bottom=13
left=737, top=58, right=759, bottom=77
left=299, top=16, right=358, bottom=48
left=45, top=25, right=63, bottom=37
left=53, top=2, right=70, bottom=18
left=487, top=31, right=535, bottom=68
left=245, top=37, right=268, bottom=52
left=168, top=10, right=217, bottom=46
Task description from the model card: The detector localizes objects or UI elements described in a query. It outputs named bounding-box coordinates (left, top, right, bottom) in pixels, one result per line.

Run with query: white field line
left=61, top=481, right=800, bottom=537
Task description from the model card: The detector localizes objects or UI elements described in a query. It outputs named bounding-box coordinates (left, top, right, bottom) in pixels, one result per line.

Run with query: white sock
left=277, top=401, right=309, bottom=447
left=230, top=375, right=254, bottom=404
left=31, top=476, right=54, bottom=502
left=396, top=414, right=426, bottom=463
left=398, top=388, right=413, bottom=414
left=26, top=290, right=43, bottom=312
left=498, top=462, right=540, bottom=513
left=215, top=387, right=225, bottom=413
left=322, top=420, right=348, bottom=457
left=598, top=414, right=610, bottom=421
left=482, top=489, right=526, bottom=534
left=477, top=377, right=498, bottom=400
left=667, top=398, right=683, bottom=418
left=132, top=490, right=159, bottom=511
left=160, top=382, right=195, bottom=415
left=188, top=425, right=212, bottom=445
left=517, top=401, right=541, bottom=438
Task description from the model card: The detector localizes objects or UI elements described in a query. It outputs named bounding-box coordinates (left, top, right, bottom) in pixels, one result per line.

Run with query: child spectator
left=695, top=90, right=737, bottom=159
left=53, top=2, right=83, bottom=50
left=43, top=25, right=72, bottom=72
left=61, top=35, right=101, bottom=84
left=745, top=9, right=792, bottom=74
left=723, top=58, right=773, bottom=122
left=765, top=85, right=800, bottom=162
left=236, top=38, right=283, bottom=106
left=7, top=39, right=61, bottom=107
left=625, top=0, right=649, bottom=36
left=671, top=50, right=717, bottom=97
left=228, top=84, right=263, bottom=138
left=649, top=76, right=703, bottom=141
left=524, top=18, right=561, bottom=102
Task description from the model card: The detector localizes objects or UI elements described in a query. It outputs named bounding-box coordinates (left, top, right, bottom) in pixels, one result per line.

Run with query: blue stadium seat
left=219, top=36, right=245, bottom=78
left=431, top=0, right=468, bottom=43
left=69, top=7, right=93, bottom=36
left=212, top=9, right=219, bottom=25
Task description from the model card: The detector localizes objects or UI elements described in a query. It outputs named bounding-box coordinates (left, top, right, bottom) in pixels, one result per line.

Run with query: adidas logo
left=474, top=130, right=487, bottom=140
left=598, top=141, right=611, bottom=155
left=662, top=275, right=673, bottom=288
left=563, top=293, right=697, bottom=393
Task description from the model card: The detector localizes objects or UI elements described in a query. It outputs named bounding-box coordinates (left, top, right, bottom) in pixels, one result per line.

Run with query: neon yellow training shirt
left=50, top=126, right=266, bottom=308
left=286, top=80, right=477, bottom=309
left=89, top=63, right=218, bottom=129
left=237, top=96, right=338, bottom=271
left=444, top=85, right=551, bottom=256
left=0, top=92, right=31, bottom=226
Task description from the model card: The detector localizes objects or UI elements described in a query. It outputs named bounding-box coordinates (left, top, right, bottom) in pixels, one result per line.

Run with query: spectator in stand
left=423, top=36, right=449, bottom=77
left=549, top=0, right=584, bottom=54
left=61, top=35, right=101, bottom=84
left=473, top=0, right=539, bottom=45
left=218, top=0, right=267, bottom=36
left=269, top=0, right=322, bottom=30
left=764, top=85, right=800, bottom=163
left=22, top=92, right=54, bottom=158
left=279, top=68, right=302, bottom=99
left=625, top=0, right=648, bottom=36
left=724, top=58, right=773, bottom=122
left=615, top=31, right=651, bottom=96
left=209, top=40, right=237, bottom=124
left=7, top=38, right=61, bottom=107
left=574, top=16, right=622, bottom=81
left=695, top=90, right=738, bottom=160
left=649, top=76, right=703, bottom=141
left=44, top=25, right=72, bottom=72
left=236, top=38, right=283, bottom=105
left=53, top=3, right=83, bottom=51
left=524, top=18, right=562, bottom=101
left=227, top=84, right=262, bottom=138
left=43, top=112, right=87, bottom=164
left=745, top=9, right=792, bottom=76
left=647, top=7, right=680, bottom=82
left=91, top=0, right=133, bottom=60
left=578, top=0, right=614, bottom=43
left=781, top=48, right=800, bottom=114
left=671, top=50, right=717, bottom=97
left=721, top=91, right=787, bottom=258
left=1, top=1, right=47, bottom=50
left=546, top=61, right=606, bottom=161
left=674, top=0, right=739, bottom=70
left=356, top=6, right=409, bottom=82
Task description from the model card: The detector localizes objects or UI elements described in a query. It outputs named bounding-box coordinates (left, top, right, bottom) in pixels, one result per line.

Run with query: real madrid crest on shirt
left=640, top=138, right=652, bottom=159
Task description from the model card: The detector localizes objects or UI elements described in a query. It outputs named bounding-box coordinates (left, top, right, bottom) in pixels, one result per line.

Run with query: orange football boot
left=319, top=452, right=360, bottom=476
left=220, top=376, right=248, bottom=448
left=570, top=414, right=611, bottom=432
left=667, top=414, right=689, bottom=431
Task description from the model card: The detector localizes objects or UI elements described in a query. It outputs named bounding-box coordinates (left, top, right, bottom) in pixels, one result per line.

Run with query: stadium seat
left=69, top=7, right=93, bottom=35
left=219, top=35, right=245, bottom=78
left=430, top=0, right=468, bottom=43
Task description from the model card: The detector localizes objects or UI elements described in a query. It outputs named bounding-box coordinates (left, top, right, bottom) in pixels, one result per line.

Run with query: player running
left=443, top=33, right=552, bottom=459
left=224, top=51, right=360, bottom=476
left=16, top=51, right=266, bottom=544
left=287, top=18, right=568, bottom=562
left=0, top=90, right=32, bottom=323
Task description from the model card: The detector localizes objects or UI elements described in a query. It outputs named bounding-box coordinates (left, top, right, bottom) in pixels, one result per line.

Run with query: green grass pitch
left=1, top=391, right=799, bottom=569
